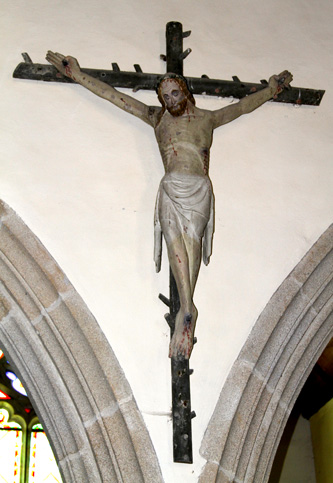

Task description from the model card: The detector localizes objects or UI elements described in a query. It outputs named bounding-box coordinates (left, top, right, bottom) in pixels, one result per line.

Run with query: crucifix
left=13, top=21, right=324, bottom=464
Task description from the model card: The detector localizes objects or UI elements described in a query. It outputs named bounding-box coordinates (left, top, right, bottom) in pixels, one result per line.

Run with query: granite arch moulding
left=199, top=224, right=333, bottom=483
left=0, top=200, right=163, bottom=483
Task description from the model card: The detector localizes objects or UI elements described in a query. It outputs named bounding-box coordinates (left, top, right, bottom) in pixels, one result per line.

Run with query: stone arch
left=0, top=200, right=163, bottom=483
left=199, top=224, right=333, bottom=482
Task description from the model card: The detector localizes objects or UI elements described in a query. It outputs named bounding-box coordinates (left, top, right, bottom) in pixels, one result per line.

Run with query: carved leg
left=165, top=234, right=201, bottom=359
left=183, top=233, right=202, bottom=296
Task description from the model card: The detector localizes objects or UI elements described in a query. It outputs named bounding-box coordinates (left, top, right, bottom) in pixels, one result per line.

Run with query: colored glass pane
left=12, top=377, right=28, bottom=396
left=0, top=389, right=11, bottom=399
left=0, top=409, right=22, bottom=483
left=32, top=424, right=43, bottom=430
left=5, top=371, right=28, bottom=396
left=29, top=426, right=62, bottom=482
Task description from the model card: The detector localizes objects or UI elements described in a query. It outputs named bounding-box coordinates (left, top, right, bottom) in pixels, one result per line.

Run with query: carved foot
left=169, top=307, right=197, bottom=360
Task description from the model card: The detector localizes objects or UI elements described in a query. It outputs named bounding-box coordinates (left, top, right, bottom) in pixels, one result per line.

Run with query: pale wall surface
left=0, top=1, right=332, bottom=481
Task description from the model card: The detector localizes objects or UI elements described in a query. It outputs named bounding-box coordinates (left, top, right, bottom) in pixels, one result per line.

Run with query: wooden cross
left=13, top=21, right=325, bottom=464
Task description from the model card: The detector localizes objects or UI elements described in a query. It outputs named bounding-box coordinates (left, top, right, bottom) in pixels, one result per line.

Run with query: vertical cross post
left=168, top=269, right=195, bottom=464
left=164, top=21, right=195, bottom=464
left=165, top=21, right=191, bottom=74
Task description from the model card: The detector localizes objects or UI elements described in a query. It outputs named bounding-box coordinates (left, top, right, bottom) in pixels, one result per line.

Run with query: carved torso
left=154, top=104, right=214, bottom=176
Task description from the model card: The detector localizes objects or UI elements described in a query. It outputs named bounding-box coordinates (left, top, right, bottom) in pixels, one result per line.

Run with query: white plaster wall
left=0, top=1, right=332, bottom=481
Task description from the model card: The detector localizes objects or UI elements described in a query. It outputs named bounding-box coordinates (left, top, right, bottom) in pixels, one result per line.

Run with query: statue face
left=160, top=79, right=187, bottom=116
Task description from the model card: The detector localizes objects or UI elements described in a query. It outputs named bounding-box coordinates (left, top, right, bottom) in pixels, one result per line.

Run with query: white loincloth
left=154, top=172, right=214, bottom=272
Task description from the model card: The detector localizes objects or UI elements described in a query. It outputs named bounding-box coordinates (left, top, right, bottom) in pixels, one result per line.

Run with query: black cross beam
left=12, top=21, right=325, bottom=465
left=13, top=23, right=324, bottom=106
left=159, top=268, right=195, bottom=464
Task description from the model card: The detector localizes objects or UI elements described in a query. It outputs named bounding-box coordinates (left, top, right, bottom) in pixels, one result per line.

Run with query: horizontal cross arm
left=13, top=60, right=158, bottom=91
left=13, top=56, right=325, bottom=106
left=187, top=76, right=325, bottom=106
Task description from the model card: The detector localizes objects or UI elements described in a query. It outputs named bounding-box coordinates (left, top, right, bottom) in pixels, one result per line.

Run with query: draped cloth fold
left=154, top=172, right=214, bottom=272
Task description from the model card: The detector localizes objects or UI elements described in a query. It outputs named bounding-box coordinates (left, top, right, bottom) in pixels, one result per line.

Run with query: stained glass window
left=0, top=408, right=22, bottom=483
left=0, top=348, right=63, bottom=482
left=28, top=423, right=62, bottom=483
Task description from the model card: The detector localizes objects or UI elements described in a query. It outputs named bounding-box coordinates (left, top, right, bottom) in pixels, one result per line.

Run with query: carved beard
left=167, top=97, right=188, bottom=117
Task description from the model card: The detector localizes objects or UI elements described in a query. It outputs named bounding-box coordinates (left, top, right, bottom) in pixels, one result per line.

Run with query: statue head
left=157, top=73, right=195, bottom=116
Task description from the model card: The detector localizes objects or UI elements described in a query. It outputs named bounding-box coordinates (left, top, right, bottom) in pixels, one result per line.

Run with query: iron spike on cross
left=13, top=21, right=325, bottom=465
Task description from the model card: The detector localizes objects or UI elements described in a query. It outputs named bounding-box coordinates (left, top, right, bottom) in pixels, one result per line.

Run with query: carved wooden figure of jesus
left=46, top=51, right=292, bottom=360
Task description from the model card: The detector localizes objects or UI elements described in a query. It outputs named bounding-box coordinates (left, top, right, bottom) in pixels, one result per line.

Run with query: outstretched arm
left=46, top=51, right=160, bottom=127
left=211, top=70, right=293, bottom=129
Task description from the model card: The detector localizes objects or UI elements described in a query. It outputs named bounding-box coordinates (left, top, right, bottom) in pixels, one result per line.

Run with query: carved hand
left=46, top=51, right=81, bottom=81
left=269, top=70, right=293, bottom=96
